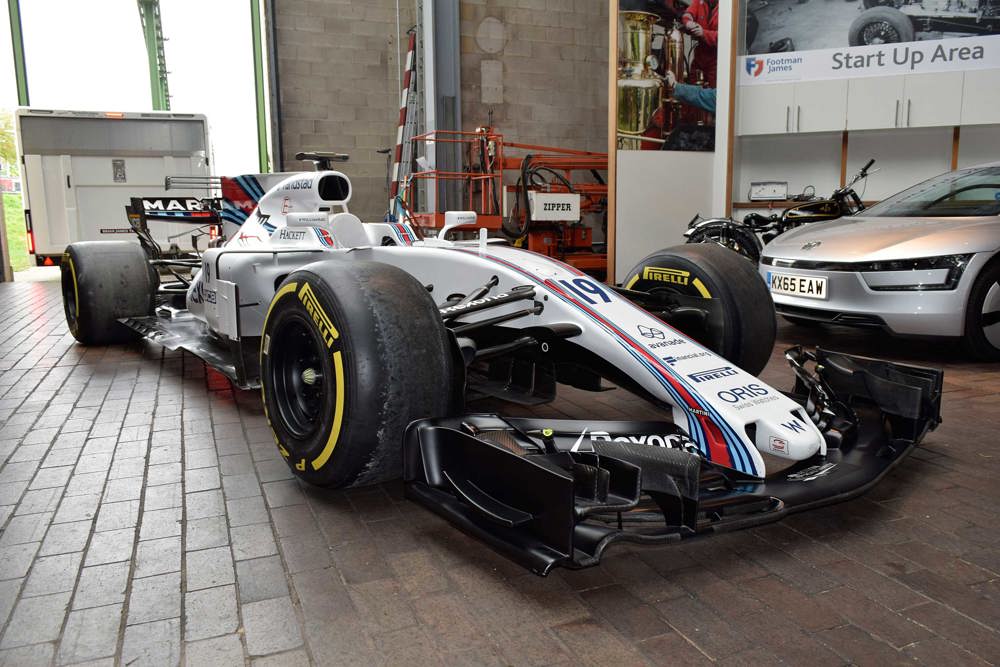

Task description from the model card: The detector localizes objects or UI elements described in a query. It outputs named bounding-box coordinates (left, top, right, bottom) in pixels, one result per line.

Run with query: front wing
left=404, top=348, right=943, bottom=575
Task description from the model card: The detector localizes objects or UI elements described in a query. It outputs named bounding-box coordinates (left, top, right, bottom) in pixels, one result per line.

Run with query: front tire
left=260, top=260, right=456, bottom=488
left=61, top=242, right=157, bottom=345
left=963, top=261, right=1000, bottom=361
left=623, top=244, right=776, bottom=376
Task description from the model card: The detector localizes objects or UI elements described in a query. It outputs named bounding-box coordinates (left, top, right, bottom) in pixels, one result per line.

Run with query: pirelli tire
left=623, top=244, right=777, bottom=376
left=260, top=260, right=457, bottom=488
left=61, top=241, right=157, bottom=345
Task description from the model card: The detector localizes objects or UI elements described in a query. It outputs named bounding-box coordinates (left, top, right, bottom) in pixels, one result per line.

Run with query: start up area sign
left=741, top=35, right=998, bottom=85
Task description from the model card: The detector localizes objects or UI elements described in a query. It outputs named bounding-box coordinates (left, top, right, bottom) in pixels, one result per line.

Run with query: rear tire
left=260, top=260, right=457, bottom=488
left=963, top=261, right=1000, bottom=361
left=623, top=244, right=776, bottom=376
left=61, top=242, right=157, bottom=345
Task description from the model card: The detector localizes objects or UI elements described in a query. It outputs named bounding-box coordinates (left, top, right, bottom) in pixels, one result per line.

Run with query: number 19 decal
left=558, top=278, right=611, bottom=305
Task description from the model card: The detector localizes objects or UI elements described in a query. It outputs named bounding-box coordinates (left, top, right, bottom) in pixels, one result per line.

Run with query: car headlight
left=859, top=254, right=973, bottom=292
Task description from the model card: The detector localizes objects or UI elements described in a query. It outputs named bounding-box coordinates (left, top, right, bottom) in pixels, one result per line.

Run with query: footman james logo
left=746, top=57, right=764, bottom=77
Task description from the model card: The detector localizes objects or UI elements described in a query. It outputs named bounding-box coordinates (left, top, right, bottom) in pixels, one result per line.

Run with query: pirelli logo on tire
left=643, top=267, right=691, bottom=286
left=297, top=283, right=339, bottom=348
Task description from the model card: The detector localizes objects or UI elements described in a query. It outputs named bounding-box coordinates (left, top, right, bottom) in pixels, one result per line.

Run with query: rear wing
left=166, top=173, right=292, bottom=227
left=126, top=197, right=221, bottom=227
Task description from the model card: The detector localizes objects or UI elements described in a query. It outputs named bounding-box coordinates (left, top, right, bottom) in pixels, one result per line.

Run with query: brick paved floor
left=0, top=280, right=998, bottom=665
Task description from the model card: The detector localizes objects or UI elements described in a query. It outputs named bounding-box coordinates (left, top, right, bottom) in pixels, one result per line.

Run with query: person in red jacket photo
left=682, top=0, right=719, bottom=87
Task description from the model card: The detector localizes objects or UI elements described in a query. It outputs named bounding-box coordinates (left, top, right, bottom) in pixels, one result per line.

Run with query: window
left=863, top=167, right=1000, bottom=218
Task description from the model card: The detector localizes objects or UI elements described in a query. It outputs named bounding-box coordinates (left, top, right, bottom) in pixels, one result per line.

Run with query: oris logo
left=717, top=384, right=770, bottom=404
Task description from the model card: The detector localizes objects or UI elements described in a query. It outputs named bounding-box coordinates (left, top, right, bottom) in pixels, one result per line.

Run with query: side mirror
left=439, top=211, right=478, bottom=239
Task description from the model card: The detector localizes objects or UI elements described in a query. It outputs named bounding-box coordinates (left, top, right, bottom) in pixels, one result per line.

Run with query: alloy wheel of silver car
left=980, top=282, right=1000, bottom=350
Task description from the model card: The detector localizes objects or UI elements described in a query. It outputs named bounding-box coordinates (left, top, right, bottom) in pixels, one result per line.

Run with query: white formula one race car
left=60, top=152, right=943, bottom=575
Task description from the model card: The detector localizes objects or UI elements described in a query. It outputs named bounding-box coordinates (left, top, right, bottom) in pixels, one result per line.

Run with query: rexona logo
left=439, top=293, right=511, bottom=317
left=571, top=428, right=699, bottom=454
left=688, top=366, right=738, bottom=383
left=642, top=267, right=690, bottom=286
left=746, top=57, right=764, bottom=77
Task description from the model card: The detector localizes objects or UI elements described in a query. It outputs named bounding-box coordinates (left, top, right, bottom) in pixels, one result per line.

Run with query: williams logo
left=688, top=366, right=738, bottom=383
left=746, top=57, right=764, bottom=77
left=642, top=267, right=690, bottom=286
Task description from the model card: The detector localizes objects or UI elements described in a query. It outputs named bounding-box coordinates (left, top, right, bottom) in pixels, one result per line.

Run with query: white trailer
left=16, top=109, right=212, bottom=265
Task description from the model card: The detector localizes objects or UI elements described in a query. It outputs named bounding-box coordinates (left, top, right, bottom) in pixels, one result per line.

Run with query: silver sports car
left=760, top=163, right=1000, bottom=359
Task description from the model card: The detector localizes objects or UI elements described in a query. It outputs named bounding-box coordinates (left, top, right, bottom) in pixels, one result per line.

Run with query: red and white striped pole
left=390, top=31, right=417, bottom=210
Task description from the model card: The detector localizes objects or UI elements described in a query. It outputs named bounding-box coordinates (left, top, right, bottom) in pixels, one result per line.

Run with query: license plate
left=767, top=272, right=828, bottom=300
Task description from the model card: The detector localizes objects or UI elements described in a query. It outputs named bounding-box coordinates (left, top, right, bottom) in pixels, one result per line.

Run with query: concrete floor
left=0, top=280, right=997, bottom=665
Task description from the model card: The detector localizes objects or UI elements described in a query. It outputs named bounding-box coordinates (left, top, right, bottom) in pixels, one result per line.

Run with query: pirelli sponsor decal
left=297, top=283, right=339, bottom=348
left=643, top=267, right=691, bottom=286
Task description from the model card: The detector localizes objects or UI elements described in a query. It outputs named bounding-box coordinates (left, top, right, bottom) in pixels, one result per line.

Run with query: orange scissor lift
left=400, top=127, right=609, bottom=277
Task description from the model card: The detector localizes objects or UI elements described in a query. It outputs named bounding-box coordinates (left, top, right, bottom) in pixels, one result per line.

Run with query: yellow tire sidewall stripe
left=692, top=278, right=712, bottom=299
left=259, top=279, right=347, bottom=473
left=312, top=350, right=345, bottom=471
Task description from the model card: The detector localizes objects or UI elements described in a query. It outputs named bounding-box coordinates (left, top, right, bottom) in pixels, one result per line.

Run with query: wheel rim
left=981, top=282, right=1000, bottom=349
left=267, top=315, right=329, bottom=440
left=860, top=21, right=899, bottom=44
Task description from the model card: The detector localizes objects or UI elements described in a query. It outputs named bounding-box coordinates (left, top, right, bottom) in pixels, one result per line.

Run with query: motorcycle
left=684, top=159, right=875, bottom=263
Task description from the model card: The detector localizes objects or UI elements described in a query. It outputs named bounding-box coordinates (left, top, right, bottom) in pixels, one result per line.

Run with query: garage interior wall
left=275, top=0, right=609, bottom=222
left=458, top=1, right=609, bottom=154
left=274, top=1, right=417, bottom=221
